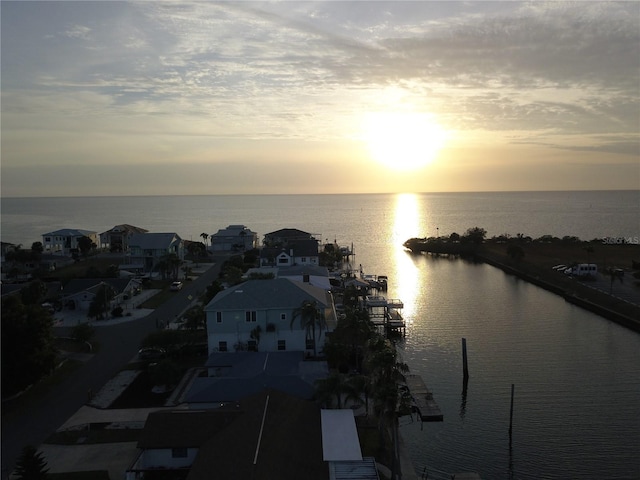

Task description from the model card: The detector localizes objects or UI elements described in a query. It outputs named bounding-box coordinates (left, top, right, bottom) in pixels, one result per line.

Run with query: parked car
left=138, top=347, right=166, bottom=360
left=170, top=281, right=183, bottom=291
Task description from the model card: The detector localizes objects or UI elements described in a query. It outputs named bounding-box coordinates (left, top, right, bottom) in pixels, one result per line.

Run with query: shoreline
left=475, top=250, right=640, bottom=333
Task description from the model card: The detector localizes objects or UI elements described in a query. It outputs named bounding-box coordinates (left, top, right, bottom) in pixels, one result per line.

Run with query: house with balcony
left=100, top=224, right=148, bottom=253
left=259, top=239, right=320, bottom=267
left=41, top=228, right=98, bottom=256
left=127, top=233, right=184, bottom=275
left=203, top=278, right=337, bottom=356
left=210, top=225, right=257, bottom=252
left=262, top=228, right=317, bottom=247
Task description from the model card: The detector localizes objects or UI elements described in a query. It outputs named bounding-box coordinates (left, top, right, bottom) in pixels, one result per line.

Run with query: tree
left=1, top=296, right=57, bottom=396
left=71, top=323, right=95, bottom=344
left=182, top=305, right=205, bottom=332
left=462, top=226, right=487, bottom=246
left=314, top=373, right=355, bottom=409
left=31, top=241, right=44, bottom=256
left=200, top=232, right=209, bottom=249
left=291, top=300, right=327, bottom=358
left=88, top=283, right=116, bottom=320
left=77, top=236, right=95, bottom=257
left=14, top=445, right=49, bottom=480
left=20, top=280, right=47, bottom=306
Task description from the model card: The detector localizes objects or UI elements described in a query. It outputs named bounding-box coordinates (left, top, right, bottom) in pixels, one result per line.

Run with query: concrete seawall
left=476, top=253, right=640, bottom=333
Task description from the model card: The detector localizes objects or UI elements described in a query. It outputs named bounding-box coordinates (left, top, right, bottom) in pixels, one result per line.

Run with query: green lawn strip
left=48, top=470, right=110, bottom=480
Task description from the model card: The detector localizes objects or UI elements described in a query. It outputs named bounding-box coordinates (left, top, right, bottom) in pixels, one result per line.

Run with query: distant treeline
left=403, top=227, right=630, bottom=256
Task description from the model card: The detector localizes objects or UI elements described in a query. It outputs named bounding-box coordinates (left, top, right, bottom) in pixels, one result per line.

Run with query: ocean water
left=2, top=190, right=640, bottom=478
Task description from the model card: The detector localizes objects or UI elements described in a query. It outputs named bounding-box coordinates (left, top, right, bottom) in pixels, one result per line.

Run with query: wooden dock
left=405, top=374, right=443, bottom=422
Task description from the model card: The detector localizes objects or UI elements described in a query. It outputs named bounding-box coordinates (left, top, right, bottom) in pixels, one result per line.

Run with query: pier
left=364, top=295, right=406, bottom=336
left=405, top=374, right=443, bottom=422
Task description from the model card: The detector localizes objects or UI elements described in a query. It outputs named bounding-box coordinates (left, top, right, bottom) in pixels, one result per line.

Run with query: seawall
left=476, top=253, right=640, bottom=333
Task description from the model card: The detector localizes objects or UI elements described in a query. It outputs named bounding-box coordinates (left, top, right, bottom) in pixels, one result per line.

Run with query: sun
left=361, top=111, right=448, bottom=170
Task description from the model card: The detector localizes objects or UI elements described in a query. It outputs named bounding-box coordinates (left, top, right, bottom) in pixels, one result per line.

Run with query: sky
left=1, top=1, right=638, bottom=197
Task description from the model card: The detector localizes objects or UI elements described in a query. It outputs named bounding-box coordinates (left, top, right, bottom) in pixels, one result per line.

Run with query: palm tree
left=200, top=232, right=209, bottom=250
left=14, top=445, right=49, bottom=480
left=291, top=300, right=327, bottom=358
left=314, top=372, right=355, bottom=408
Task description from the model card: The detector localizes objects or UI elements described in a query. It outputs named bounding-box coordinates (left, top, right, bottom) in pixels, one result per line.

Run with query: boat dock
left=365, top=295, right=406, bottom=336
left=405, top=374, right=443, bottom=422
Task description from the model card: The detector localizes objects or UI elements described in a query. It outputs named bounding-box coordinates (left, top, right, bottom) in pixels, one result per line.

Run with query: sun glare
left=362, top=112, right=448, bottom=170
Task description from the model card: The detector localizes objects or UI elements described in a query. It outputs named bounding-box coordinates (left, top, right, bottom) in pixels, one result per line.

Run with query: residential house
left=126, top=389, right=333, bottom=480
left=262, top=228, right=317, bottom=248
left=41, top=228, right=98, bottom=256
left=210, top=225, right=257, bottom=252
left=100, top=224, right=148, bottom=253
left=127, top=233, right=184, bottom=275
left=259, top=239, right=320, bottom=267
left=203, top=278, right=337, bottom=355
left=62, top=278, right=141, bottom=313
left=245, top=265, right=331, bottom=290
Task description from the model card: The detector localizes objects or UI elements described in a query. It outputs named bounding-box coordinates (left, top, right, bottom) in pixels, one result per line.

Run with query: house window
left=306, top=338, right=315, bottom=350
left=280, top=313, right=286, bottom=321
left=301, top=257, right=307, bottom=263
left=216, top=312, right=223, bottom=323
left=277, top=340, right=286, bottom=351
left=172, top=448, right=188, bottom=458
left=245, top=311, right=257, bottom=322
left=219, top=341, right=227, bottom=352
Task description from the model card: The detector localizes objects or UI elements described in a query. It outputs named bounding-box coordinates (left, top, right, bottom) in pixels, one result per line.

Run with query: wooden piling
left=509, top=383, right=515, bottom=444
left=462, top=338, right=469, bottom=380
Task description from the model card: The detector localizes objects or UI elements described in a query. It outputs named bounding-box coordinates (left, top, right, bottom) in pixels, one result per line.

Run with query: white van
left=566, top=263, right=598, bottom=277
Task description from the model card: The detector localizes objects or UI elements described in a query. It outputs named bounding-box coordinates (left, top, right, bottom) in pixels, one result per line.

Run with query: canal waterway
left=2, top=191, right=639, bottom=478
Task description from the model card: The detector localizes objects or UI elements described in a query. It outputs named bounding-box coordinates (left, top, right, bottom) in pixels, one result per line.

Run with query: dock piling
left=462, top=338, right=469, bottom=381
left=509, top=383, right=515, bottom=445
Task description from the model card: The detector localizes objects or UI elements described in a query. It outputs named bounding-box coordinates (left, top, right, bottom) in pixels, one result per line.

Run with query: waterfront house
left=210, top=225, right=257, bottom=252
left=127, top=233, right=184, bottom=275
left=99, top=224, right=148, bottom=253
left=262, top=228, right=317, bottom=247
left=245, top=264, right=331, bottom=290
left=259, top=239, right=320, bottom=267
left=126, top=389, right=330, bottom=480
left=203, top=278, right=337, bottom=355
left=41, top=228, right=98, bottom=256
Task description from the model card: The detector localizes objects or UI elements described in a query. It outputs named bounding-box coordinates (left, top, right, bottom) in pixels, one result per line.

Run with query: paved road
left=1, top=256, right=226, bottom=479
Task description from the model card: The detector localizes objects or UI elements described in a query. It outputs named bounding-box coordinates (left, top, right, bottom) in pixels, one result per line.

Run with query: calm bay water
left=2, top=191, right=639, bottom=478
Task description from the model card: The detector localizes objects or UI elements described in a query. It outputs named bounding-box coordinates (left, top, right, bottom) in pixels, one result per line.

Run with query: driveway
left=1, top=256, right=227, bottom=479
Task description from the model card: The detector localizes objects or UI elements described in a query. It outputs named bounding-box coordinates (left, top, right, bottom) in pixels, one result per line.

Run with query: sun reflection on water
left=390, top=193, right=425, bottom=323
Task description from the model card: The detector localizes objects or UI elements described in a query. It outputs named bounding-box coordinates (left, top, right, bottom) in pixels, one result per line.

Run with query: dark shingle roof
left=187, top=389, right=328, bottom=480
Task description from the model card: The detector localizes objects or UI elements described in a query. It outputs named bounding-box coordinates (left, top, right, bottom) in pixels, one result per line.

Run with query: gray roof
left=62, top=278, right=137, bottom=296
left=204, top=278, right=330, bottom=312
left=187, top=389, right=328, bottom=480
left=129, top=232, right=181, bottom=249
left=42, top=228, right=96, bottom=237
left=186, top=351, right=328, bottom=403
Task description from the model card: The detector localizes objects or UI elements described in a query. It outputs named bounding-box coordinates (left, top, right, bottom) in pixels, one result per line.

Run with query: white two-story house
left=127, top=233, right=184, bottom=275
left=210, top=225, right=258, bottom=252
left=204, top=278, right=337, bottom=356
left=41, top=228, right=98, bottom=255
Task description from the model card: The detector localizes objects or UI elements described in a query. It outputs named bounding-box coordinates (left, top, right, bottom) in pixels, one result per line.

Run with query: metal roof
left=321, top=409, right=362, bottom=461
